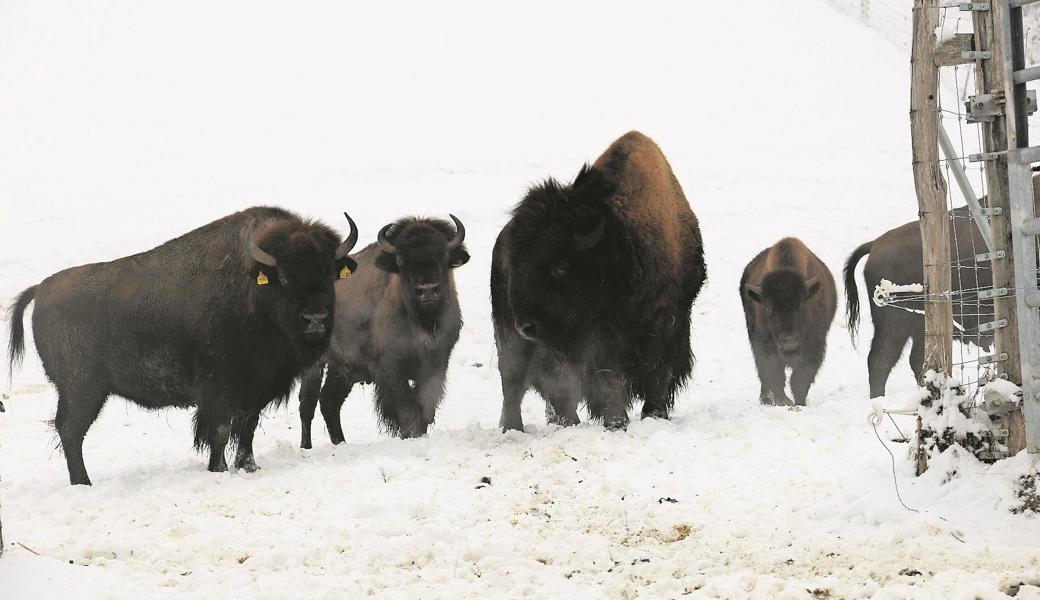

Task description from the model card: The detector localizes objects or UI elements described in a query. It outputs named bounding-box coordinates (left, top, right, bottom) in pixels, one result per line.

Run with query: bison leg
left=532, top=359, right=581, bottom=427
left=790, top=361, right=821, bottom=407
left=908, top=331, right=924, bottom=385
left=374, top=376, right=423, bottom=438
left=415, top=368, right=447, bottom=435
left=233, top=412, right=261, bottom=473
left=319, top=373, right=353, bottom=445
left=867, top=323, right=911, bottom=398
left=206, top=425, right=231, bottom=473
left=54, top=385, right=108, bottom=486
left=586, top=371, right=630, bottom=431
left=638, top=367, right=677, bottom=421
left=751, top=343, right=792, bottom=406
left=496, top=332, right=535, bottom=432
left=298, top=362, right=324, bottom=449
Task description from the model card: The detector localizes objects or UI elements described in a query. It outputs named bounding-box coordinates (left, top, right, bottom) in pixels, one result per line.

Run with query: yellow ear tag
left=339, top=266, right=352, bottom=280
left=256, top=271, right=269, bottom=286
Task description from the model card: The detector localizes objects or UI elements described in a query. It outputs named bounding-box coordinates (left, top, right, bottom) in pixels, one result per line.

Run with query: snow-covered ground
left=1, top=1, right=1039, bottom=598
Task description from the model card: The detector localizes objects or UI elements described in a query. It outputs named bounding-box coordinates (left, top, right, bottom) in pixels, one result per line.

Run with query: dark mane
left=511, top=164, right=619, bottom=238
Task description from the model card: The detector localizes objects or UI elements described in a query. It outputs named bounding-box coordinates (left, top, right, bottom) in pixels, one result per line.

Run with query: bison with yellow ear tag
left=7, top=207, right=359, bottom=485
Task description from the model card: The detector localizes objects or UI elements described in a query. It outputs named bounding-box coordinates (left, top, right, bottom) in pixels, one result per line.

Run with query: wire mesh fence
left=870, top=5, right=997, bottom=423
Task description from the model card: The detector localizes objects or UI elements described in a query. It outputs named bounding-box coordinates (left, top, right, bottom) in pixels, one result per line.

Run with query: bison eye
left=765, top=305, right=774, bottom=315
left=550, top=263, right=569, bottom=280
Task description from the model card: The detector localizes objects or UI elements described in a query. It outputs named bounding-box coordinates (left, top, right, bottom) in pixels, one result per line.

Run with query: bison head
left=745, top=270, right=820, bottom=355
left=374, top=216, right=469, bottom=317
left=503, top=164, right=625, bottom=350
left=243, top=212, right=359, bottom=344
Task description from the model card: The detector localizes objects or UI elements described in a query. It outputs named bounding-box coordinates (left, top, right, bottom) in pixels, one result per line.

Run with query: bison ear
left=374, top=252, right=399, bottom=273
left=745, top=284, right=763, bottom=303
left=805, top=277, right=821, bottom=298
left=449, top=246, right=470, bottom=269
left=336, top=256, right=358, bottom=280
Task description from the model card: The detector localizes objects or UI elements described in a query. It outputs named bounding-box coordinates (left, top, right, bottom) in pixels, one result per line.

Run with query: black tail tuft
left=8, top=285, right=37, bottom=377
left=843, top=243, right=871, bottom=347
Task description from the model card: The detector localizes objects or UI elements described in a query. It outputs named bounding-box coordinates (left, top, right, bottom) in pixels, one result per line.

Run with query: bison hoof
left=236, top=456, right=260, bottom=473
left=641, top=408, right=670, bottom=420
left=605, top=416, right=629, bottom=431
left=208, top=460, right=228, bottom=473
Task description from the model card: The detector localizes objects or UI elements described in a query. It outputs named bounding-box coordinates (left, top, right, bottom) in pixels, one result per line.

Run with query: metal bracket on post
left=980, top=352, right=1010, bottom=365
left=979, top=318, right=1010, bottom=332
left=966, top=92, right=1005, bottom=123
left=980, top=287, right=1010, bottom=299
left=963, top=50, right=993, bottom=60
left=975, top=250, right=1006, bottom=262
left=970, top=151, right=1006, bottom=161
left=981, top=207, right=1004, bottom=216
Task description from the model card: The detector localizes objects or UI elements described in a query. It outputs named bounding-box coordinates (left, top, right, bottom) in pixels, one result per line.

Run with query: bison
left=7, top=207, right=359, bottom=485
left=298, top=216, right=468, bottom=446
left=740, top=238, right=837, bottom=406
left=491, top=131, right=706, bottom=431
left=844, top=173, right=1039, bottom=397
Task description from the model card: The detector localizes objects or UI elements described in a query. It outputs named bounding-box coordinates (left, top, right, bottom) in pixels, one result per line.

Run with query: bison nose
left=301, top=311, right=330, bottom=329
left=516, top=321, right=539, bottom=341
left=415, top=283, right=441, bottom=303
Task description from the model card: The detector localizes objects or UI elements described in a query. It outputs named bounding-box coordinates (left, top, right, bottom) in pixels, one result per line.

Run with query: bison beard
left=491, top=131, right=706, bottom=431
left=298, top=216, right=468, bottom=445
left=7, top=206, right=359, bottom=485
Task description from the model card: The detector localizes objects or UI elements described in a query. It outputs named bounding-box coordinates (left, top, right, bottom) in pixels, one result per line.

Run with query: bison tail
left=8, top=285, right=37, bottom=381
left=843, top=243, right=871, bottom=347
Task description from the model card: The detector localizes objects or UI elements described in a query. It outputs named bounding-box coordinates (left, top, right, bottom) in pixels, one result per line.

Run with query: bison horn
left=336, top=212, right=359, bottom=259
left=242, top=219, right=278, bottom=267
left=805, top=277, right=820, bottom=297
left=573, top=219, right=605, bottom=251
left=377, top=223, right=397, bottom=254
left=447, top=214, right=466, bottom=251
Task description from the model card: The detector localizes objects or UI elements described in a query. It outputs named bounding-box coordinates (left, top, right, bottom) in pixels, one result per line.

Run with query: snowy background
left=2, top=1, right=1040, bottom=598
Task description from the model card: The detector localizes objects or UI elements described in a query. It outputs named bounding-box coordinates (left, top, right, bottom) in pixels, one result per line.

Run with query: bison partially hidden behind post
left=844, top=174, right=1040, bottom=398
left=740, top=238, right=837, bottom=406
left=7, top=207, right=359, bottom=485
left=298, top=216, right=468, bottom=446
left=491, top=131, right=706, bottom=431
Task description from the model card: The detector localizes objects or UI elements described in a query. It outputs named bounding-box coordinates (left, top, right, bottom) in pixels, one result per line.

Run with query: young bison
left=741, top=238, right=836, bottom=406
left=298, top=216, right=468, bottom=445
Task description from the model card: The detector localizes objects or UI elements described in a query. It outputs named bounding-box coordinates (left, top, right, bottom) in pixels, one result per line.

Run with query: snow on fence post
left=911, top=0, right=953, bottom=475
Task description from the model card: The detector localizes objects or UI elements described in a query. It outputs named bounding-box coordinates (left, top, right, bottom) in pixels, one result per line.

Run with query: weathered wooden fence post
left=911, top=0, right=953, bottom=475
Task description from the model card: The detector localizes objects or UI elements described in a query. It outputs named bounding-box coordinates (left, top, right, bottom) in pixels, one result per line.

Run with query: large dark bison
left=7, top=207, right=359, bottom=485
left=845, top=173, right=1039, bottom=397
left=491, top=131, right=706, bottom=431
left=298, top=216, right=468, bottom=446
left=741, top=238, right=836, bottom=406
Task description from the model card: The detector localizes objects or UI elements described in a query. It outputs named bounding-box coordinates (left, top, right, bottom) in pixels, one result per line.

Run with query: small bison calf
left=740, top=237, right=836, bottom=406
left=299, top=216, right=468, bottom=446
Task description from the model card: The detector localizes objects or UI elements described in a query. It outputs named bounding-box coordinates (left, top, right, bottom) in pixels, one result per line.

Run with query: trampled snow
left=1, top=1, right=1039, bottom=598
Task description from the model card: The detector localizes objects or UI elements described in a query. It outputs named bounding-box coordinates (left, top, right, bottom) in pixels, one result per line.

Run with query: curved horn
left=447, top=214, right=466, bottom=251
left=573, top=219, right=605, bottom=251
left=242, top=219, right=277, bottom=267
left=336, top=212, right=359, bottom=259
left=377, top=223, right=397, bottom=254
